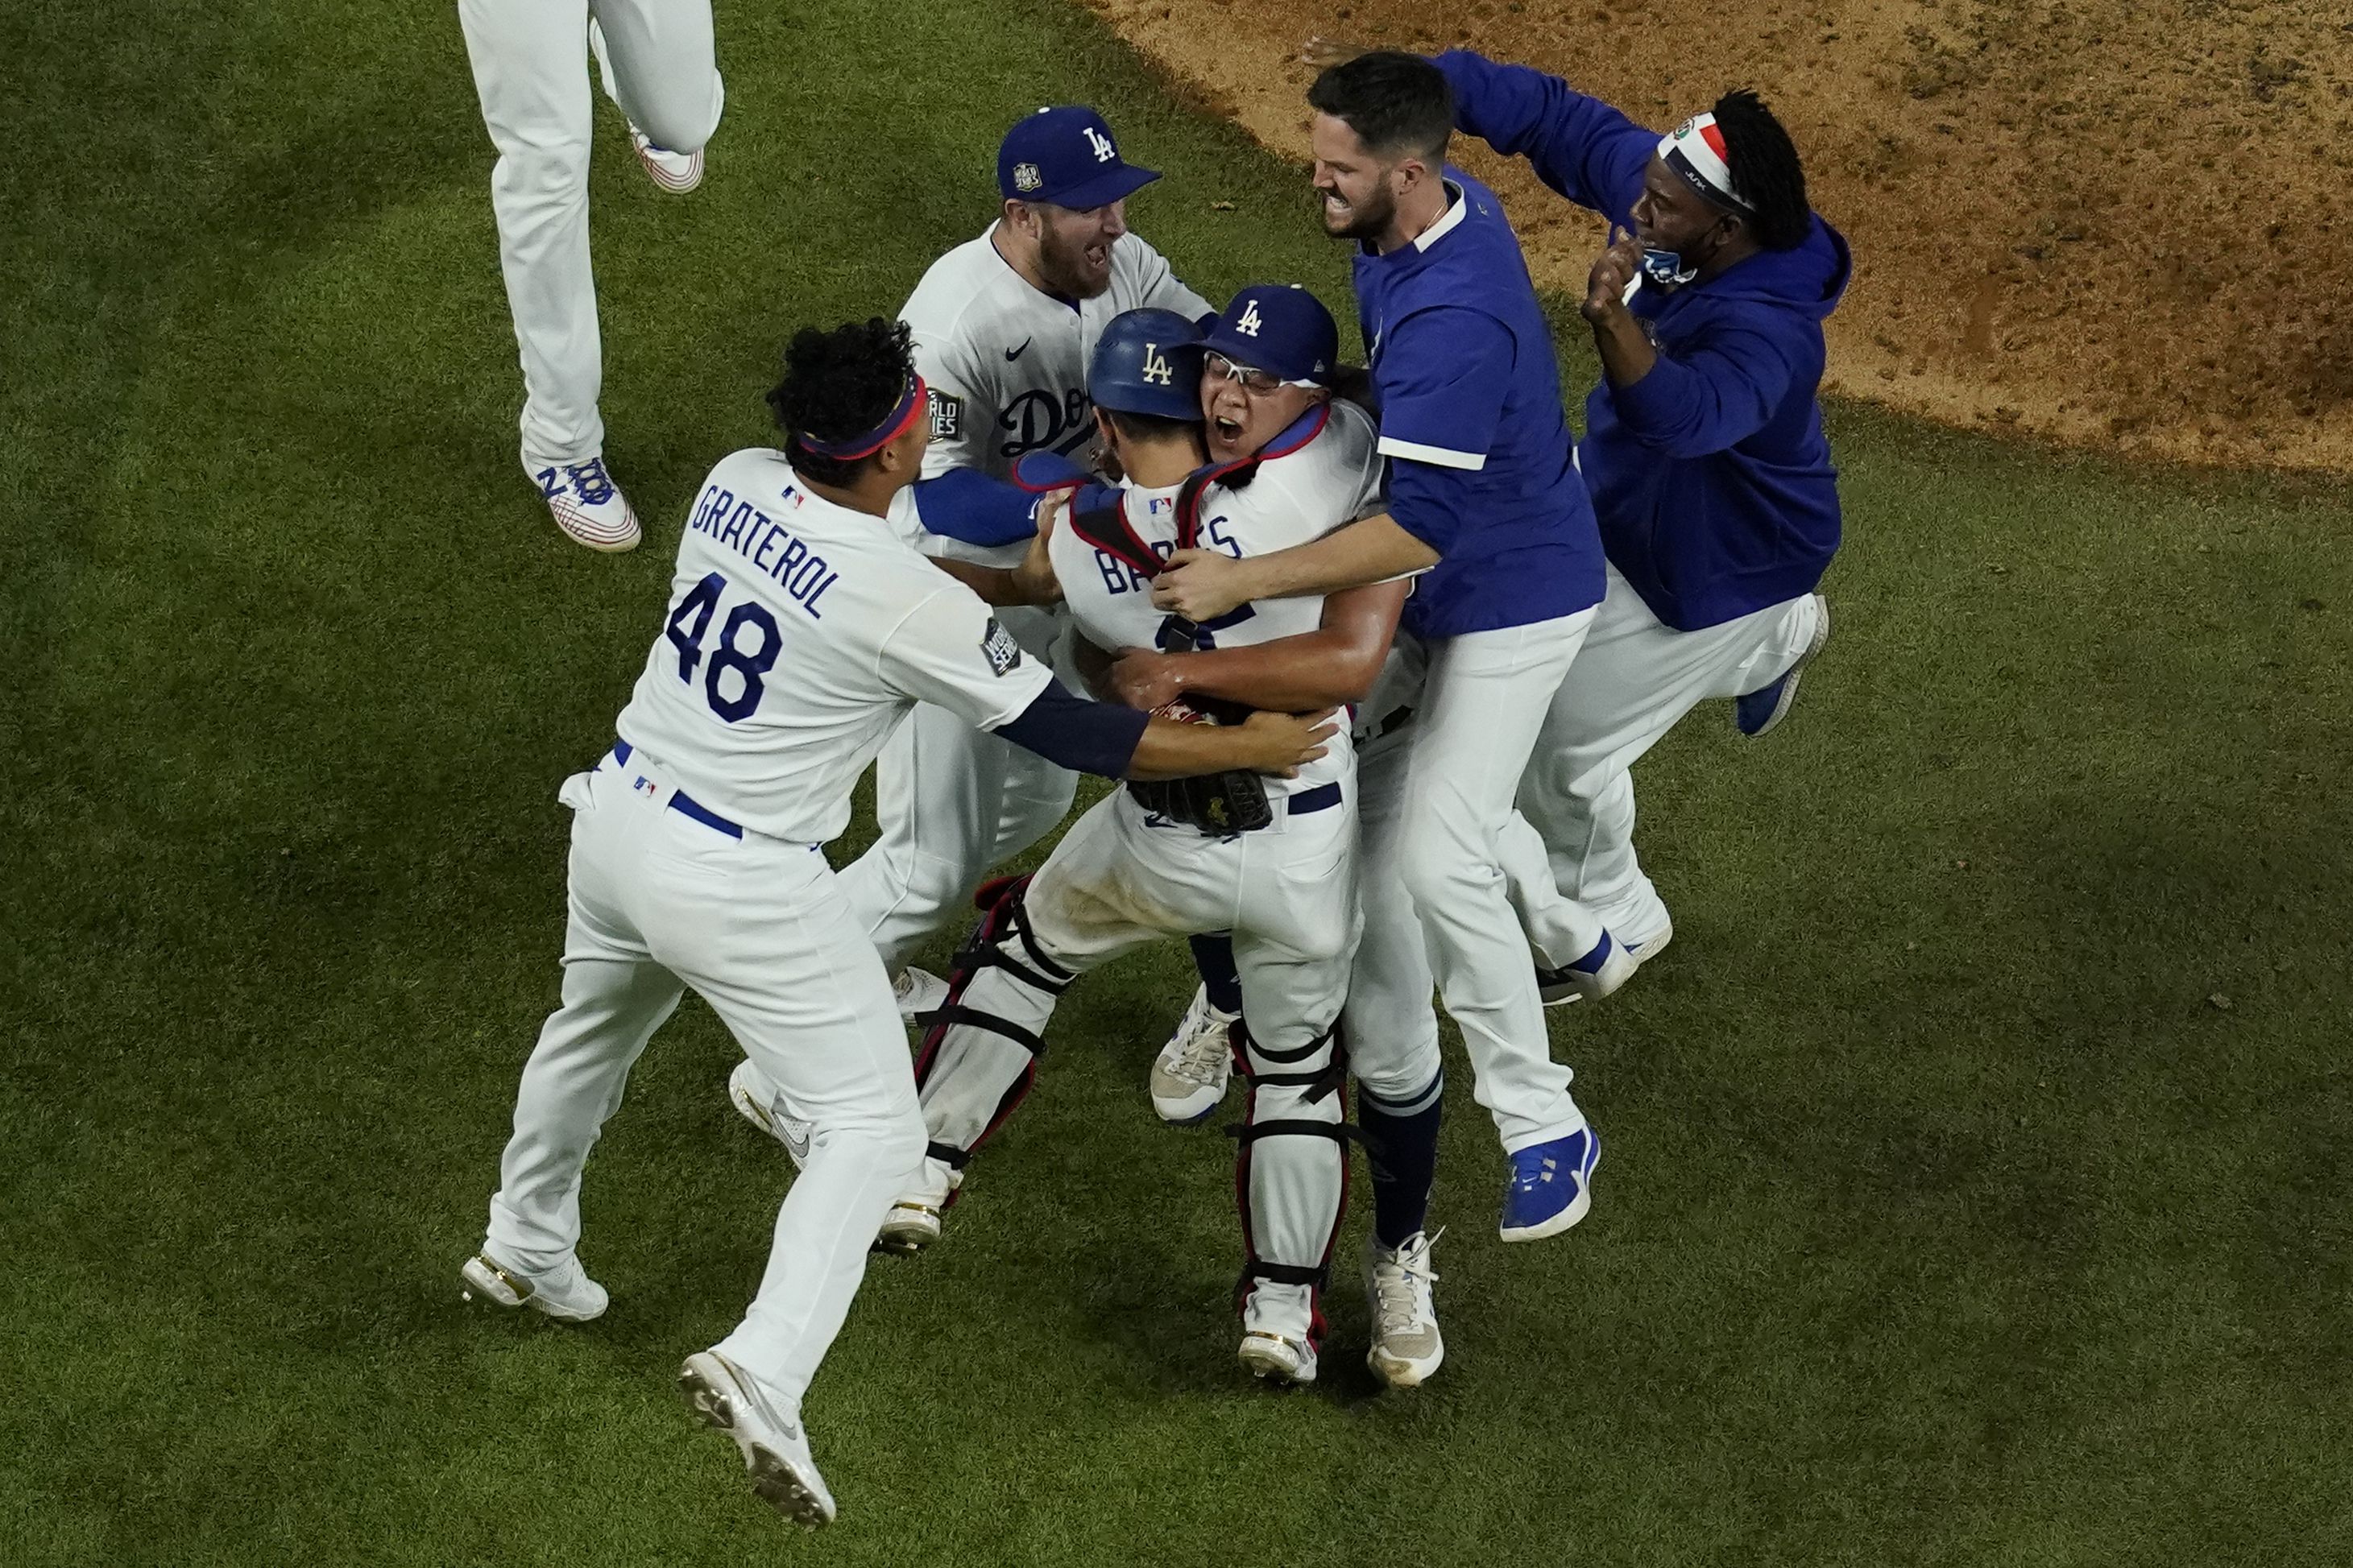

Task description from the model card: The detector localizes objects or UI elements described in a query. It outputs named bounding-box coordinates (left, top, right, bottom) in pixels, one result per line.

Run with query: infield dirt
left=1089, top=0, right=2353, bottom=472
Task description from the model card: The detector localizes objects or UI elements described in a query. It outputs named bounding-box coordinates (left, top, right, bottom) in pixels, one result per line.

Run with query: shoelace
left=1168, top=1004, right=1233, bottom=1086
left=567, top=460, right=616, bottom=506
left=1510, top=1152, right=1561, bottom=1193
left=1370, top=1228, right=1443, bottom=1334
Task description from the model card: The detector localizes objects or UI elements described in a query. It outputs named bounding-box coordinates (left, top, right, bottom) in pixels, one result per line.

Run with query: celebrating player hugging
left=459, top=48, right=1846, bottom=1531
left=460, top=317, right=1332, bottom=1525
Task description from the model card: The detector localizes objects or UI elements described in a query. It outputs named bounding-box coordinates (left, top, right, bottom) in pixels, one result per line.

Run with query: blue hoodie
left=1433, top=51, right=1853, bottom=632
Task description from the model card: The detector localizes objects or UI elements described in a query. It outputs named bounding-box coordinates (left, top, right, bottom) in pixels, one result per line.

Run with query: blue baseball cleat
left=1498, top=1127, right=1601, bottom=1242
left=1734, top=594, right=1830, bottom=737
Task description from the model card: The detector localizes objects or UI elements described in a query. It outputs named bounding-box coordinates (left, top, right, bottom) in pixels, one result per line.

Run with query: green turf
left=5, top=2, right=2351, bottom=1563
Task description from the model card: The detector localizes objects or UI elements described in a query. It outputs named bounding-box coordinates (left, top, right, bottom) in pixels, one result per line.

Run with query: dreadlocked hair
left=765, top=316, right=918, bottom=486
left=1711, top=89, right=1812, bottom=250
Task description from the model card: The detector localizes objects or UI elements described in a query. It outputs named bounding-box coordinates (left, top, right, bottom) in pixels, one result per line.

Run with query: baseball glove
left=1125, top=694, right=1274, bottom=834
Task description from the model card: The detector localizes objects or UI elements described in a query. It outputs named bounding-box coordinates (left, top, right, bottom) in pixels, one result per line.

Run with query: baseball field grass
left=5, top=2, right=2351, bottom=1563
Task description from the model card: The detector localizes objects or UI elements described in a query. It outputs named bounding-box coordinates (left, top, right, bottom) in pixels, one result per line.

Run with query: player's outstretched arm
left=1111, top=579, right=1407, bottom=711
left=1150, top=516, right=1435, bottom=623
left=992, top=681, right=1335, bottom=782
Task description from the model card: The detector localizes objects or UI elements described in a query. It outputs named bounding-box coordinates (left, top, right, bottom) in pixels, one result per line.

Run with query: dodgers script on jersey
left=1047, top=399, right=1383, bottom=802
left=903, top=228, right=1212, bottom=491
left=614, top=449, right=1054, bottom=843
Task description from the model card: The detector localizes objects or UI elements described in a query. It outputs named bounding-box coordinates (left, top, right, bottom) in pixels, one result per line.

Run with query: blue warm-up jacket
left=1434, top=51, right=1853, bottom=632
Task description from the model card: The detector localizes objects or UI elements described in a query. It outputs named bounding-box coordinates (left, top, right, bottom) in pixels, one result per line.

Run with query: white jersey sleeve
left=1111, top=232, right=1215, bottom=322
left=874, top=587, right=1054, bottom=731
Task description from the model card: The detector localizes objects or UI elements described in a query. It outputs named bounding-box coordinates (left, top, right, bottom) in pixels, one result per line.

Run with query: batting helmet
left=1087, top=308, right=1206, bottom=422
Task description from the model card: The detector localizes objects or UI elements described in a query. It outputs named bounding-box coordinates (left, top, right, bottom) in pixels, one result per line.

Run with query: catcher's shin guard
left=1227, top=1020, right=1354, bottom=1347
left=910, top=875, right=1076, bottom=1176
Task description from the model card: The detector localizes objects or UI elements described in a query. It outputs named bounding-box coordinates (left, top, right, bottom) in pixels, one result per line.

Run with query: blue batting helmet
left=1087, top=308, right=1206, bottom=422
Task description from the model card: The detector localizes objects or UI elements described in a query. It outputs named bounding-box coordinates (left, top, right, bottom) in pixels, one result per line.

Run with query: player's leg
left=1336, top=740, right=1449, bottom=1385
left=1226, top=806, right=1359, bottom=1386
left=469, top=763, right=684, bottom=1319
left=652, top=836, right=925, bottom=1527
left=887, top=796, right=1172, bottom=1247
left=585, top=0, right=723, bottom=192
left=455, top=0, right=638, bottom=550
left=1520, top=574, right=1828, bottom=954
left=837, top=702, right=1019, bottom=976
left=1397, top=612, right=1604, bottom=1239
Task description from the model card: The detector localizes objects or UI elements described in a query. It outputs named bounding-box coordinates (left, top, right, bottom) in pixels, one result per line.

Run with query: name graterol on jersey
left=684, top=479, right=840, bottom=619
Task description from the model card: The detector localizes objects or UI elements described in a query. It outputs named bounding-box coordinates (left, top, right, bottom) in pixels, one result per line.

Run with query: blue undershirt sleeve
left=908, top=468, right=1042, bottom=548
left=1431, top=49, right=1657, bottom=223
left=995, top=678, right=1150, bottom=779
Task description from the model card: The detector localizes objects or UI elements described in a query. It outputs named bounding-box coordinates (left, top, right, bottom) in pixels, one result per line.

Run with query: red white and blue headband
left=794, top=374, right=928, bottom=461
left=1659, top=114, right=1753, bottom=216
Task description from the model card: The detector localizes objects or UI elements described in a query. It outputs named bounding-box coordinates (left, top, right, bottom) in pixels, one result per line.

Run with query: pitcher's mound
left=1092, top=0, right=2353, bottom=473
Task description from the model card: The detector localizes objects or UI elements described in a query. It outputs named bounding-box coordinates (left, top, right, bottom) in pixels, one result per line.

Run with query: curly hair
left=1712, top=89, right=1812, bottom=250
left=764, top=316, right=918, bottom=486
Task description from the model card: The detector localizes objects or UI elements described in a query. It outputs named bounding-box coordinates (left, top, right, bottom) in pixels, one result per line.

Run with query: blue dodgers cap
left=997, top=106, right=1160, bottom=210
left=1198, top=283, right=1339, bottom=386
left=1087, top=308, right=1206, bottom=422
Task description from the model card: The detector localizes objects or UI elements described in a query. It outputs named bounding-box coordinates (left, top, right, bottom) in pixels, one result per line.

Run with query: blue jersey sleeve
left=1374, top=307, right=1513, bottom=474
left=1373, top=307, right=1514, bottom=555
left=1609, top=325, right=1800, bottom=457
left=1432, top=50, right=1656, bottom=225
left=908, top=467, right=1041, bottom=548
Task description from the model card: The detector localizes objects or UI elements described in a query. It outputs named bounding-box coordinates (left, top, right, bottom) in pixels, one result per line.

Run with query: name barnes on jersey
left=683, top=478, right=842, bottom=619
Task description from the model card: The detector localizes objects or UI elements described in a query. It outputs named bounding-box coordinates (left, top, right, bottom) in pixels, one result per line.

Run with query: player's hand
left=1151, top=548, right=1253, bottom=622
left=1237, top=708, right=1339, bottom=778
left=1582, top=233, right=1643, bottom=323
left=1303, top=36, right=1369, bottom=68
left=1013, top=493, right=1066, bottom=605
left=1109, top=648, right=1186, bottom=712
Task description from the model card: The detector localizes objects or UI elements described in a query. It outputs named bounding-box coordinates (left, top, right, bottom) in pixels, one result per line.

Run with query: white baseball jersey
left=614, top=448, right=1054, bottom=843
left=903, top=226, right=1212, bottom=522
left=1048, top=399, right=1384, bottom=802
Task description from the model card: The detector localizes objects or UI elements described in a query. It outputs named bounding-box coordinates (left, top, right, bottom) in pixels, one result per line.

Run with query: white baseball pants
left=1344, top=611, right=1601, bottom=1153
left=484, top=751, right=923, bottom=1408
left=1513, top=566, right=1826, bottom=954
left=457, top=0, right=723, bottom=465
left=837, top=698, right=1078, bottom=972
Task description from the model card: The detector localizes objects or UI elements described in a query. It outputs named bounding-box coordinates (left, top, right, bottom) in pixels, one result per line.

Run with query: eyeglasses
left=1206, top=353, right=1290, bottom=393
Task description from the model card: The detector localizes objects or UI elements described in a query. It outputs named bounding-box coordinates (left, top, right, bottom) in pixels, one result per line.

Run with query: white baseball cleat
left=893, top=966, right=948, bottom=1020
left=1237, top=1328, right=1319, bottom=1386
left=1150, top=982, right=1239, bottom=1123
left=875, top=1155, right=961, bottom=1253
left=630, top=126, right=704, bottom=194
left=728, top=1060, right=810, bottom=1170
left=1237, top=1285, right=1319, bottom=1385
left=528, top=455, right=640, bottom=553
left=1364, top=1227, right=1445, bottom=1389
left=677, top=1351, right=835, bottom=1527
left=459, top=1248, right=609, bottom=1322
left=1536, top=921, right=1673, bottom=1007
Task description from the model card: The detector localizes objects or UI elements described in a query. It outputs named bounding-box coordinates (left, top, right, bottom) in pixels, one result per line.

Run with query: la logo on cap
left=1236, top=300, right=1263, bottom=337
left=1083, top=126, right=1115, bottom=163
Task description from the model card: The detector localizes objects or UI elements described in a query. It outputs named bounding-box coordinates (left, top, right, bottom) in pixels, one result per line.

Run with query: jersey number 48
left=664, top=572, right=780, bottom=722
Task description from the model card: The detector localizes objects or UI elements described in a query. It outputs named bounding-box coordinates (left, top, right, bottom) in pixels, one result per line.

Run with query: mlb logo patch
left=980, top=617, right=1023, bottom=676
left=929, top=388, right=963, bottom=440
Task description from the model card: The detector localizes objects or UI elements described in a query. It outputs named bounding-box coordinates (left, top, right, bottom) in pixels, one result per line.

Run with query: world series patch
left=980, top=617, right=1022, bottom=676
left=928, top=388, right=963, bottom=441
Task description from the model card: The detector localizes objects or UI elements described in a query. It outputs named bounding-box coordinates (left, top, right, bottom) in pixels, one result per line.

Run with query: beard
left=1318, top=179, right=1396, bottom=242
left=1036, top=224, right=1115, bottom=300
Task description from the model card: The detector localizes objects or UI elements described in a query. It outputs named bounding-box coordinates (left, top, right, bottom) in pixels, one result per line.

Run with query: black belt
left=609, top=738, right=743, bottom=838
